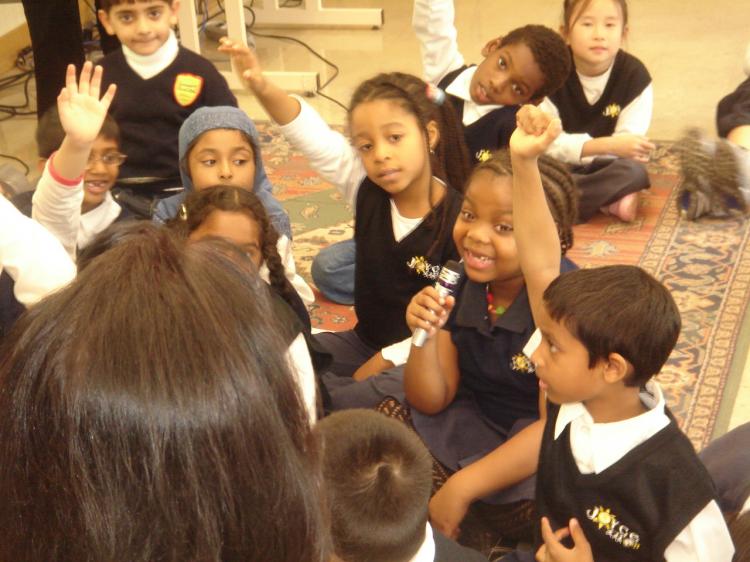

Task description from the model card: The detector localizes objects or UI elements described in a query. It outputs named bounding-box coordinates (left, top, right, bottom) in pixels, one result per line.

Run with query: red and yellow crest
left=173, top=73, right=204, bottom=107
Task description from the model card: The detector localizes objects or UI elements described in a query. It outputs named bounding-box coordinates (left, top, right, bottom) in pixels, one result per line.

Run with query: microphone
left=412, top=260, right=463, bottom=347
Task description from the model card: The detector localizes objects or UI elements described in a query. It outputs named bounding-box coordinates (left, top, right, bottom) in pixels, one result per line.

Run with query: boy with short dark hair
left=413, top=0, right=570, bottom=161
left=315, top=409, right=487, bottom=562
left=437, top=105, right=734, bottom=561
left=97, top=0, right=237, bottom=200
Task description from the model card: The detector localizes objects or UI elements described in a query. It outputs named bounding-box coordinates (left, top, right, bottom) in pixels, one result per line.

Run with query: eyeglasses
left=86, top=152, right=127, bottom=167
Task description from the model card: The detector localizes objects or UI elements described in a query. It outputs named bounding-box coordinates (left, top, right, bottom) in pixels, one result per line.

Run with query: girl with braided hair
left=178, top=185, right=310, bottom=331
left=401, top=111, right=578, bottom=546
left=219, top=38, right=471, bottom=388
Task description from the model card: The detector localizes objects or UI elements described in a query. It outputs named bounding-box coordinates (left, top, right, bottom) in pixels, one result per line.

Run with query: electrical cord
left=0, top=154, right=30, bottom=176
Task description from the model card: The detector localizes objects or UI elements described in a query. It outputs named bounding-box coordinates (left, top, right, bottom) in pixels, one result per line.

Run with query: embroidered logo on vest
left=406, top=256, right=440, bottom=280
left=602, top=103, right=621, bottom=119
left=475, top=149, right=492, bottom=162
left=173, top=73, right=204, bottom=107
left=586, top=505, right=641, bottom=550
left=510, top=353, right=535, bottom=374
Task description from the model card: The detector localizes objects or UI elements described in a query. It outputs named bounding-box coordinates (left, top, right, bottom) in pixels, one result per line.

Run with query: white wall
left=0, top=3, right=25, bottom=37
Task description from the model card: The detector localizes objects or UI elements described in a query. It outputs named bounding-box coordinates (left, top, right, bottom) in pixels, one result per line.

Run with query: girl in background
left=540, top=0, right=654, bottom=223
left=219, top=38, right=472, bottom=384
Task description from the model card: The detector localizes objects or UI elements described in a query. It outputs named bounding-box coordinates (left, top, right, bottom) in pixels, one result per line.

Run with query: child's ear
left=602, top=352, right=630, bottom=384
left=426, top=120, right=440, bottom=153
left=621, top=24, right=629, bottom=43
left=481, top=37, right=503, bottom=57
left=98, top=10, right=116, bottom=36
left=169, top=0, right=181, bottom=26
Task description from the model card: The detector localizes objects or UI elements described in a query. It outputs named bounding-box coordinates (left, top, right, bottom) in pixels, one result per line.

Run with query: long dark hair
left=0, top=227, right=328, bottom=562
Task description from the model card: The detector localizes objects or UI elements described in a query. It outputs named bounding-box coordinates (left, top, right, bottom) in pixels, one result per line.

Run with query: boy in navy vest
left=97, top=0, right=237, bottom=202
left=431, top=106, right=734, bottom=561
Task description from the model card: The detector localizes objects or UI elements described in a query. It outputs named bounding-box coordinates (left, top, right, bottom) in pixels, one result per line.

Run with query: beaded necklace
left=486, top=286, right=507, bottom=318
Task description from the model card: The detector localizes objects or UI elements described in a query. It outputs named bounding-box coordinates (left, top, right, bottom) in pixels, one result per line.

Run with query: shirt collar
left=444, top=66, right=507, bottom=126
left=408, top=523, right=435, bottom=562
left=454, top=279, right=532, bottom=335
left=553, top=381, right=670, bottom=474
left=122, top=30, right=179, bottom=80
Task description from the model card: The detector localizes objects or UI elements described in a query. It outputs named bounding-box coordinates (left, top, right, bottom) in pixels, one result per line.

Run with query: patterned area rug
left=259, top=122, right=749, bottom=449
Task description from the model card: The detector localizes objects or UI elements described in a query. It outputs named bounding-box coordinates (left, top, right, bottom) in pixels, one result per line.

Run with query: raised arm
left=219, top=38, right=366, bottom=205
left=412, top=0, right=465, bottom=85
left=32, top=62, right=116, bottom=257
left=510, top=105, right=564, bottom=323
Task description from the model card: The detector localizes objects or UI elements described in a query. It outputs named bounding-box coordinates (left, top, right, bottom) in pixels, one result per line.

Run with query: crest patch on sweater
left=602, top=103, right=621, bottom=119
left=173, top=73, right=204, bottom=106
left=406, top=256, right=440, bottom=280
left=586, top=505, right=641, bottom=550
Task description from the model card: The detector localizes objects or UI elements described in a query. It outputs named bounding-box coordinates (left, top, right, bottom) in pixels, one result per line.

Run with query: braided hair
left=178, top=185, right=296, bottom=303
left=472, top=150, right=579, bottom=254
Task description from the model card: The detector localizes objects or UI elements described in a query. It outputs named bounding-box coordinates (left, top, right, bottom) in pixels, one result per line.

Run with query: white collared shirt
left=78, top=192, right=122, bottom=250
left=555, top=381, right=734, bottom=561
left=122, top=30, right=180, bottom=80
left=408, top=523, right=435, bottom=562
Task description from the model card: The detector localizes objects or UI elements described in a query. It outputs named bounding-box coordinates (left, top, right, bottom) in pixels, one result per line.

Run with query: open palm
left=218, top=37, right=266, bottom=93
left=57, top=62, right=116, bottom=146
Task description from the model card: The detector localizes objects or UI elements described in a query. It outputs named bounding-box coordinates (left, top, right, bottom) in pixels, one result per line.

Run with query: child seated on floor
left=312, top=0, right=572, bottom=305
left=97, top=0, right=237, bottom=202
left=219, top=38, right=472, bottom=383
left=32, top=101, right=131, bottom=252
left=539, top=0, right=655, bottom=223
left=676, top=40, right=750, bottom=220
left=443, top=105, right=733, bottom=561
left=153, top=105, right=313, bottom=306
left=314, top=409, right=487, bottom=562
left=32, top=62, right=122, bottom=259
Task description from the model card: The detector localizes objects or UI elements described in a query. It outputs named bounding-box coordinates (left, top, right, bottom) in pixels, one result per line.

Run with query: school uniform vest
left=353, top=178, right=461, bottom=350
left=438, top=66, right=519, bottom=162
left=549, top=50, right=651, bottom=138
left=99, top=47, right=237, bottom=187
left=535, top=403, right=717, bottom=561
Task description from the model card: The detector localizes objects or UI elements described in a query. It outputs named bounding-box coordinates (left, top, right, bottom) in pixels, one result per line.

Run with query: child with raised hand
left=441, top=106, right=732, bottom=561
left=403, top=111, right=577, bottom=546
left=539, top=0, right=654, bottom=223
left=413, top=0, right=571, bottom=161
left=32, top=61, right=117, bottom=259
left=219, top=38, right=472, bottom=384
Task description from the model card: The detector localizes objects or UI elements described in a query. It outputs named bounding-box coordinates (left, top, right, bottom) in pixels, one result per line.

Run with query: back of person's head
left=315, top=410, right=433, bottom=562
left=471, top=149, right=579, bottom=254
left=0, top=227, right=327, bottom=562
left=543, top=265, right=680, bottom=386
left=500, top=25, right=571, bottom=100
left=36, top=106, right=120, bottom=159
left=349, top=72, right=472, bottom=194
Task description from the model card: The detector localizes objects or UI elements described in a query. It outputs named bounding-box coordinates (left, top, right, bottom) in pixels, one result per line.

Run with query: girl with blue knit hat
left=154, top=105, right=314, bottom=305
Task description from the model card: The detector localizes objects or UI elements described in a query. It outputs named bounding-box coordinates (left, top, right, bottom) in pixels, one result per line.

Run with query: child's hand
left=405, top=286, right=455, bottom=339
left=606, top=134, right=655, bottom=162
left=428, top=476, right=472, bottom=540
left=352, top=352, right=394, bottom=382
left=535, top=517, right=594, bottom=562
left=511, top=105, right=562, bottom=159
left=218, top=37, right=267, bottom=94
left=57, top=62, right=116, bottom=148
